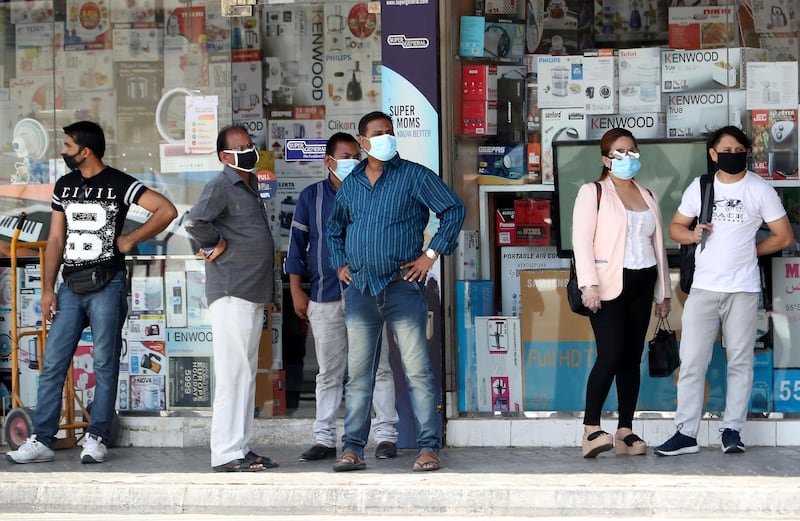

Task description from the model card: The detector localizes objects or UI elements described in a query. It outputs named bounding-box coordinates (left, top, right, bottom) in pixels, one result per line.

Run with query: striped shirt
left=327, top=153, right=465, bottom=296
left=284, top=178, right=343, bottom=303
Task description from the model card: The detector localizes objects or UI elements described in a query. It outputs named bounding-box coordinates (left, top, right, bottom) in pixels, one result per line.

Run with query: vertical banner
left=380, top=0, right=443, bottom=448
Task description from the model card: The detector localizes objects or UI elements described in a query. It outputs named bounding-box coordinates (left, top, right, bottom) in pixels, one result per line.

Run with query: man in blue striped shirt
left=327, top=111, right=465, bottom=472
left=285, top=132, right=399, bottom=463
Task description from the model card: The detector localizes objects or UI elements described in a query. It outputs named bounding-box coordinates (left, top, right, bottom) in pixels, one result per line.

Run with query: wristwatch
left=425, top=248, right=439, bottom=260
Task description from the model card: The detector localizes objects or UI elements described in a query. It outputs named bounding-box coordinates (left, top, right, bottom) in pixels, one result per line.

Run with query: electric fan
left=11, top=118, right=49, bottom=184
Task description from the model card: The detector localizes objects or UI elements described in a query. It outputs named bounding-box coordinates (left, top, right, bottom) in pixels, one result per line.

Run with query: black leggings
left=584, top=266, right=657, bottom=429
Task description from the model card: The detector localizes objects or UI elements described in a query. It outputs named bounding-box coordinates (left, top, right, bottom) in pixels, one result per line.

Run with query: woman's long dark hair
left=598, top=127, right=638, bottom=180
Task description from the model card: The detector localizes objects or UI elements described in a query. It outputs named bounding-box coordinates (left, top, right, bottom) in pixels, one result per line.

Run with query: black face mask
left=62, top=148, right=85, bottom=171
left=715, top=151, right=748, bottom=175
left=228, top=149, right=258, bottom=172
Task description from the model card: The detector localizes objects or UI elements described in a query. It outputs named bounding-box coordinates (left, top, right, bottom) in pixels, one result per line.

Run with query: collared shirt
left=284, top=178, right=343, bottom=303
left=184, top=165, right=274, bottom=305
left=327, top=153, right=465, bottom=296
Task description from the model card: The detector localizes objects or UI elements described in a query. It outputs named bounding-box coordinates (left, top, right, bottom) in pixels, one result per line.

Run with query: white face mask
left=329, top=157, right=359, bottom=181
left=366, top=134, right=397, bottom=161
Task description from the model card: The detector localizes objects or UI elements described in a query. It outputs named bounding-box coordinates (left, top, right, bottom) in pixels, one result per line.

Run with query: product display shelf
left=478, top=184, right=554, bottom=280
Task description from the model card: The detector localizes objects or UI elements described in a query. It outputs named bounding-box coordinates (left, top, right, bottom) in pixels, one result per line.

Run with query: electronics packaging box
left=537, top=52, right=617, bottom=114
left=477, top=0, right=520, bottom=16
left=751, top=0, right=798, bottom=34
left=666, top=89, right=746, bottom=138
left=496, top=208, right=516, bottom=246
left=129, top=340, right=167, bottom=376
left=618, top=47, right=663, bottom=113
left=749, top=109, right=798, bottom=180
left=745, top=61, right=800, bottom=110
left=475, top=316, right=523, bottom=413
left=168, top=355, right=213, bottom=409
left=131, top=276, right=164, bottom=313
left=126, top=313, right=166, bottom=341
left=500, top=246, right=568, bottom=316
left=456, top=230, right=480, bottom=281
left=661, top=48, right=762, bottom=92
left=459, top=16, right=485, bottom=57
left=483, top=21, right=526, bottom=62
left=164, top=271, right=187, bottom=328
left=456, top=280, right=494, bottom=412
left=130, top=374, right=166, bottom=411
left=497, top=75, right=526, bottom=142
left=513, top=199, right=551, bottom=246
left=540, top=108, right=587, bottom=184
left=17, top=287, right=41, bottom=327
left=165, top=327, right=214, bottom=356
left=478, top=144, right=526, bottom=182
left=461, top=99, right=497, bottom=136
left=462, top=64, right=526, bottom=101
left=595, top=0, right=668, bottom=36
left=667, top=5, right=739, bottom=50
left=186, top=270, right=210, bottom=327
left=527, top=140, right=542, bottom=184
left=117, top=373, right=129, bottom=411
left=587, top=112, right=667, bottom=140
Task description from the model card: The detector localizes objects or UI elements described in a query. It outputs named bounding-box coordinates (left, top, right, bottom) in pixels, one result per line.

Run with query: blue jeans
left=33, top=271, right=127, bottom=448
left=341, top=278, right=440, bottom=457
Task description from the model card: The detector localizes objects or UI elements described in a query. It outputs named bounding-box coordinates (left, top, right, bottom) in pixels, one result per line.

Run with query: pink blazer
left=572, top=176, right=671, bottom=303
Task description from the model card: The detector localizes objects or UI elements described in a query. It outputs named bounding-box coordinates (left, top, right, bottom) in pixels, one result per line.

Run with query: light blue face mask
left=367, top=134, right=397, bottom=162
left=330, top=157, right=359, bottom=181
left=610, top=156, right=642, bottom=179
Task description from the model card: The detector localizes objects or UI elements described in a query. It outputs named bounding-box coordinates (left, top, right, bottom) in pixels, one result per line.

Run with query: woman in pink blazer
left=572, top=128, right=671, bottom=458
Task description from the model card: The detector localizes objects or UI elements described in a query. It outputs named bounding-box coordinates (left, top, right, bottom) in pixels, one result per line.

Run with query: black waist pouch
left=64, top=266, right=119, bottom=294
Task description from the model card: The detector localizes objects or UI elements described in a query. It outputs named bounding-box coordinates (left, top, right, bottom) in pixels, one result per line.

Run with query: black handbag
left=648, top=317, right=680, bottom=378
left=567, top=258, right=590, bottom=316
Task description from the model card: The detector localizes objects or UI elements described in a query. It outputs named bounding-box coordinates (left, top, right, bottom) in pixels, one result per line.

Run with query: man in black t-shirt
left=6, top=121, right=177, bottom=465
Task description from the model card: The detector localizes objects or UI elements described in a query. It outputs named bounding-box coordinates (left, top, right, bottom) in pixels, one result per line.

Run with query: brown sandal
left=582, top=430, right=614, bottom=458
left=615, top=433, right=647, bottom=456
left=413, top=450, right=441, bottom=472
left=333, top=450, right=366, bottom=472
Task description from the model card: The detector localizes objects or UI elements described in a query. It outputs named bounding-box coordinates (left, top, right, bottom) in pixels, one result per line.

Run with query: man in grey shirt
left=184, top=125, right=278, bottom=472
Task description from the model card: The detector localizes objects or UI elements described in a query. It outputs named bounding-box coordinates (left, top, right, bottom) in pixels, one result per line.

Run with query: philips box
left=537, top=51, right=617, bottom=114
left=475, top=316, right=523, bottom=413
left=456, top=280, right=494, bottom=412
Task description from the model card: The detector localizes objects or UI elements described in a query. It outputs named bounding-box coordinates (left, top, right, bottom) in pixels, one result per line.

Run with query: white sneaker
left=80, top=434, right=107, bottom=464
left=5, top=435, right=55, bottom=464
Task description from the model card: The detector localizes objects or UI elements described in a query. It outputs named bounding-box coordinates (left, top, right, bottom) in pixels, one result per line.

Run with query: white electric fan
left=11, top=118, right=49, bottom=184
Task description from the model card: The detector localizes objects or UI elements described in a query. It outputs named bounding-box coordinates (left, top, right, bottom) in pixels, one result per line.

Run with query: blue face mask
left=367, top=134, right=397, bottom=162
left=330, top=157, right=359, bottom=181
left=610, top=156, right=641, bottom=179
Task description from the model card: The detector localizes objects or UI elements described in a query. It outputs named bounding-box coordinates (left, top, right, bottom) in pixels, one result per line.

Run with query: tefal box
left=668, top=5, right=739, bottom=50
left=462, top=64, right=527, bottom=101
left=474, top=316, right=523, bottom=413
left=618, top=47, right=663, bottom=113
left=462, top=99, right=497, bottom=136
left=513, top=199, right=551, bottom=246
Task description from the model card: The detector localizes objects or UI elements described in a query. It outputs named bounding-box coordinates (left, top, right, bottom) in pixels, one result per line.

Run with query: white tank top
left=624, top=209, right=657, bottom=269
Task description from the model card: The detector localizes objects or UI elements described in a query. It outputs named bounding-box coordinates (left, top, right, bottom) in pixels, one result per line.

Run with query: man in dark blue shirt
left=285, top=132, right=399, bottom=463
left=327, top=111, right=465, bottom=472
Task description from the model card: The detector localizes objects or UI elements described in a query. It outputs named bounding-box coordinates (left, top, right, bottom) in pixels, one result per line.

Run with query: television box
left=455, top=230, right=480, bottom=280
left=500, top=246, right=568, bottom=316
left=462, top=99, right=497, bottom=136
left=668, top=5, right=739, bottom=50
left=587, top=112, right=666, bottom=140
left=666, top=89, right=746, bottom=138
left=618, top=47, right=663, bottom=113
left=462, top=64, right=526, bottom=101
left=456, top=280, right=494, bottom=412
left=478, top=144, right=526, bottom=182
left=661, top=48, right=761, bottom=92
left=474, top=316, right=523, bottom=413
left=168, top=355, right=213, bottom=409
left=749, top=109, right=798, bottom=180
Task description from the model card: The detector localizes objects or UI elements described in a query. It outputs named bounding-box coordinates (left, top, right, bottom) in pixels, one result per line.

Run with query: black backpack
left=679, top=173, right=714, bottom=294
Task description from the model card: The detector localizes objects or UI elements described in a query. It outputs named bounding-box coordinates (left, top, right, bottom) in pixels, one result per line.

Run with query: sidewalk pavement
left=1, top=445, right=799, bottom=518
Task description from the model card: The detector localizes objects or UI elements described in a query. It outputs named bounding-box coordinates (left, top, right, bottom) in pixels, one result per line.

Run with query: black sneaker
left=298, top=444, right=336, bottom=462
left=653, top=431, right=699, bottom=456
left=721, top=428, right=745, bottom=454
left=374, top=441, right=398, bottom=459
